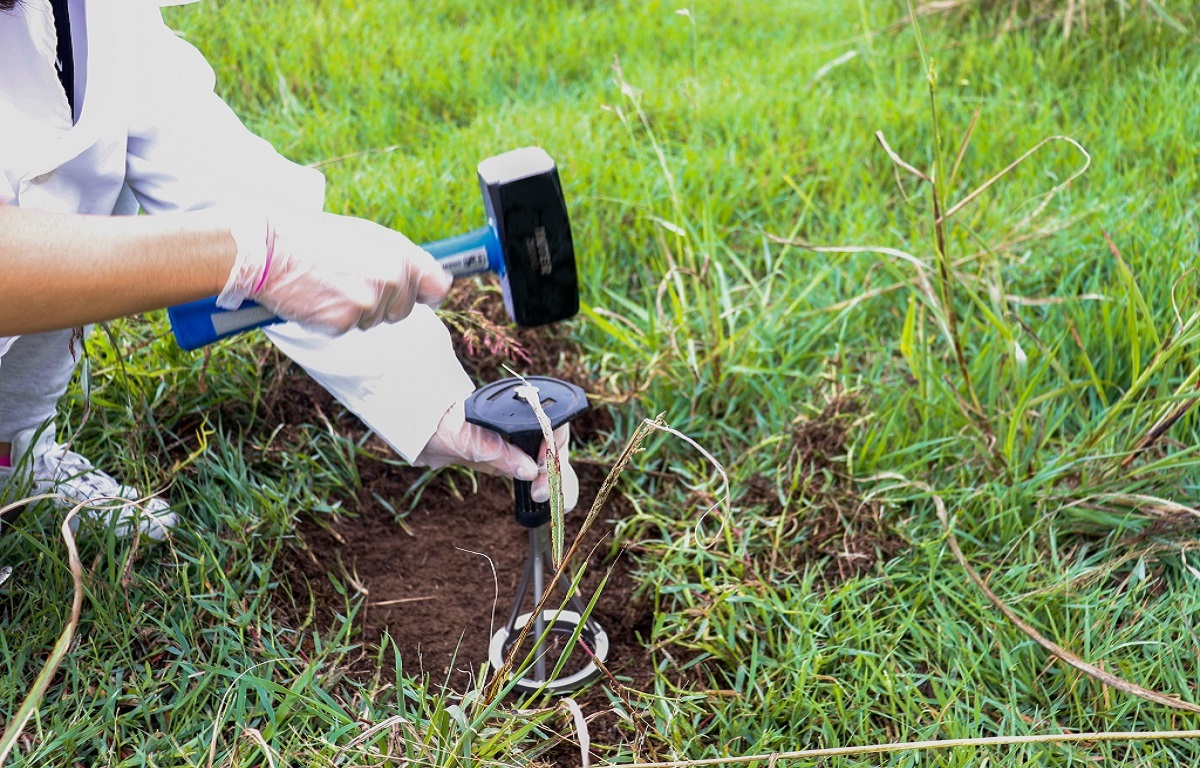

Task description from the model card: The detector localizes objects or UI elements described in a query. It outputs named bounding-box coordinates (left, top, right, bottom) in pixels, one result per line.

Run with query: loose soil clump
left=740, top=387, right=906, bottom=583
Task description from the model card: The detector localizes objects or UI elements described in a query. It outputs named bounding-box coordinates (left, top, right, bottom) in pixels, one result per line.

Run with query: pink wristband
left=251, top=225, right=276, bottom=296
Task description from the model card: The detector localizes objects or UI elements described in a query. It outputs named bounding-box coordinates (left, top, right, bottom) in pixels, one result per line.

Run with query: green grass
left=5, top=0, right=1200, bottom=765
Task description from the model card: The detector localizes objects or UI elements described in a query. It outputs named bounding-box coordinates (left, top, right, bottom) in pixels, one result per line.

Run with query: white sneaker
left=0, top=424, right=177, bottom=542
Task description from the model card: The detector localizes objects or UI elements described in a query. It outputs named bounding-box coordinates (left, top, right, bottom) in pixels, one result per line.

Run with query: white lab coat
left=0, top=0, right=474, bottom=461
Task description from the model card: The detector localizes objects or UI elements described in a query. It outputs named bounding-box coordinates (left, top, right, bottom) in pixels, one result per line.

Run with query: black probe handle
left=512, top=433, right=551, bottom=528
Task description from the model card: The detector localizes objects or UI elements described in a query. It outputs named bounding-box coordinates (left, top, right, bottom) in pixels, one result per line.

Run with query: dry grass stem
left=0, top=499, right=87, bottom=765
left=364, top=595, right=438, bottom=607
left=612, top=729, right=1200, bottom=768
left=882, top=478, right=1200, bottom=714
left=937, top=135, right=1091, bottom=227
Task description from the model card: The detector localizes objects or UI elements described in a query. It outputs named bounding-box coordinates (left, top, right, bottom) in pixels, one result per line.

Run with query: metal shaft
left=530, top=526, right=548, bottom=681
left=505, top=544, right=535, bottom=633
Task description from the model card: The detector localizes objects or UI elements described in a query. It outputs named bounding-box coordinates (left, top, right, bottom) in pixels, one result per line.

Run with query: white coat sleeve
left=264, top=311, right=476, bottom=461
left=121, top=1, right=475, bottom=462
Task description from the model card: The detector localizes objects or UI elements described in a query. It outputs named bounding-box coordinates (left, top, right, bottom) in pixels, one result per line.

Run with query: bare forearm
left=0, top=207, right=236, bottom=335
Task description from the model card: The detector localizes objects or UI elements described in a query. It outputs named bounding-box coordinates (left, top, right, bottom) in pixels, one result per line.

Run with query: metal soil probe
left=464, top=376, right=609, bottom=695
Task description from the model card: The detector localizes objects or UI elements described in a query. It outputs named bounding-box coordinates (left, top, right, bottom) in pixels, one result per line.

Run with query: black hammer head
left=477, top=147, right=579, bottom=327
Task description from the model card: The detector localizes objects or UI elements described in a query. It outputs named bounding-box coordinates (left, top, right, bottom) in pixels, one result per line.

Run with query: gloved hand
left=415, top=399, right=580, bottom=511
left=217, top=212, right=453, bottom=336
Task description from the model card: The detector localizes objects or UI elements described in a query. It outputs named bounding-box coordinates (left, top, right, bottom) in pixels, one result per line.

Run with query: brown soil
left=285, top=421, right=649, bottom=697
left=264, top=283, right=666, bottom=758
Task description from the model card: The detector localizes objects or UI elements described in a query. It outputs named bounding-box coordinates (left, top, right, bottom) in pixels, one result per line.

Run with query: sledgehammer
left=168, top=146, right=579, bottom=350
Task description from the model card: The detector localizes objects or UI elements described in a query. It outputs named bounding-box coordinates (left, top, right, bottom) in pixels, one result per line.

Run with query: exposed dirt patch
left=262, top=284, right=671, bottom=759
left=285, top=419, right=647, bottom=696
left=744, top=387, right=906, bottom=583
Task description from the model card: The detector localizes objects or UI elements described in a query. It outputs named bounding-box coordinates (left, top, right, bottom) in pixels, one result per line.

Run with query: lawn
left=4, top=0, right=1200, bottom=765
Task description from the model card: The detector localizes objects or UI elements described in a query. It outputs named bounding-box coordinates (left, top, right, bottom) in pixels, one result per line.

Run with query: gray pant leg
left=0, top=328, right=87, bottom=444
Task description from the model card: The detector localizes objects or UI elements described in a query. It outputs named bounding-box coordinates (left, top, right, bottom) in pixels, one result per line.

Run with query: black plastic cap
left=464, top=376, right=590, bottom=528
left=464, top=376, right=588, bottom=448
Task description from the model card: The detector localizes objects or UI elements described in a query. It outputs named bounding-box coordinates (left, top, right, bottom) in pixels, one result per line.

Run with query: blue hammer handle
left=167, top=225, right=503, bottom=351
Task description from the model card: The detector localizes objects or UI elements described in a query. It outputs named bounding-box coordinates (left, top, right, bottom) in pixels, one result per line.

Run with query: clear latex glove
left=415, top=400, right=580, bottom=512
left=218, top=212, right=453, bottom=336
